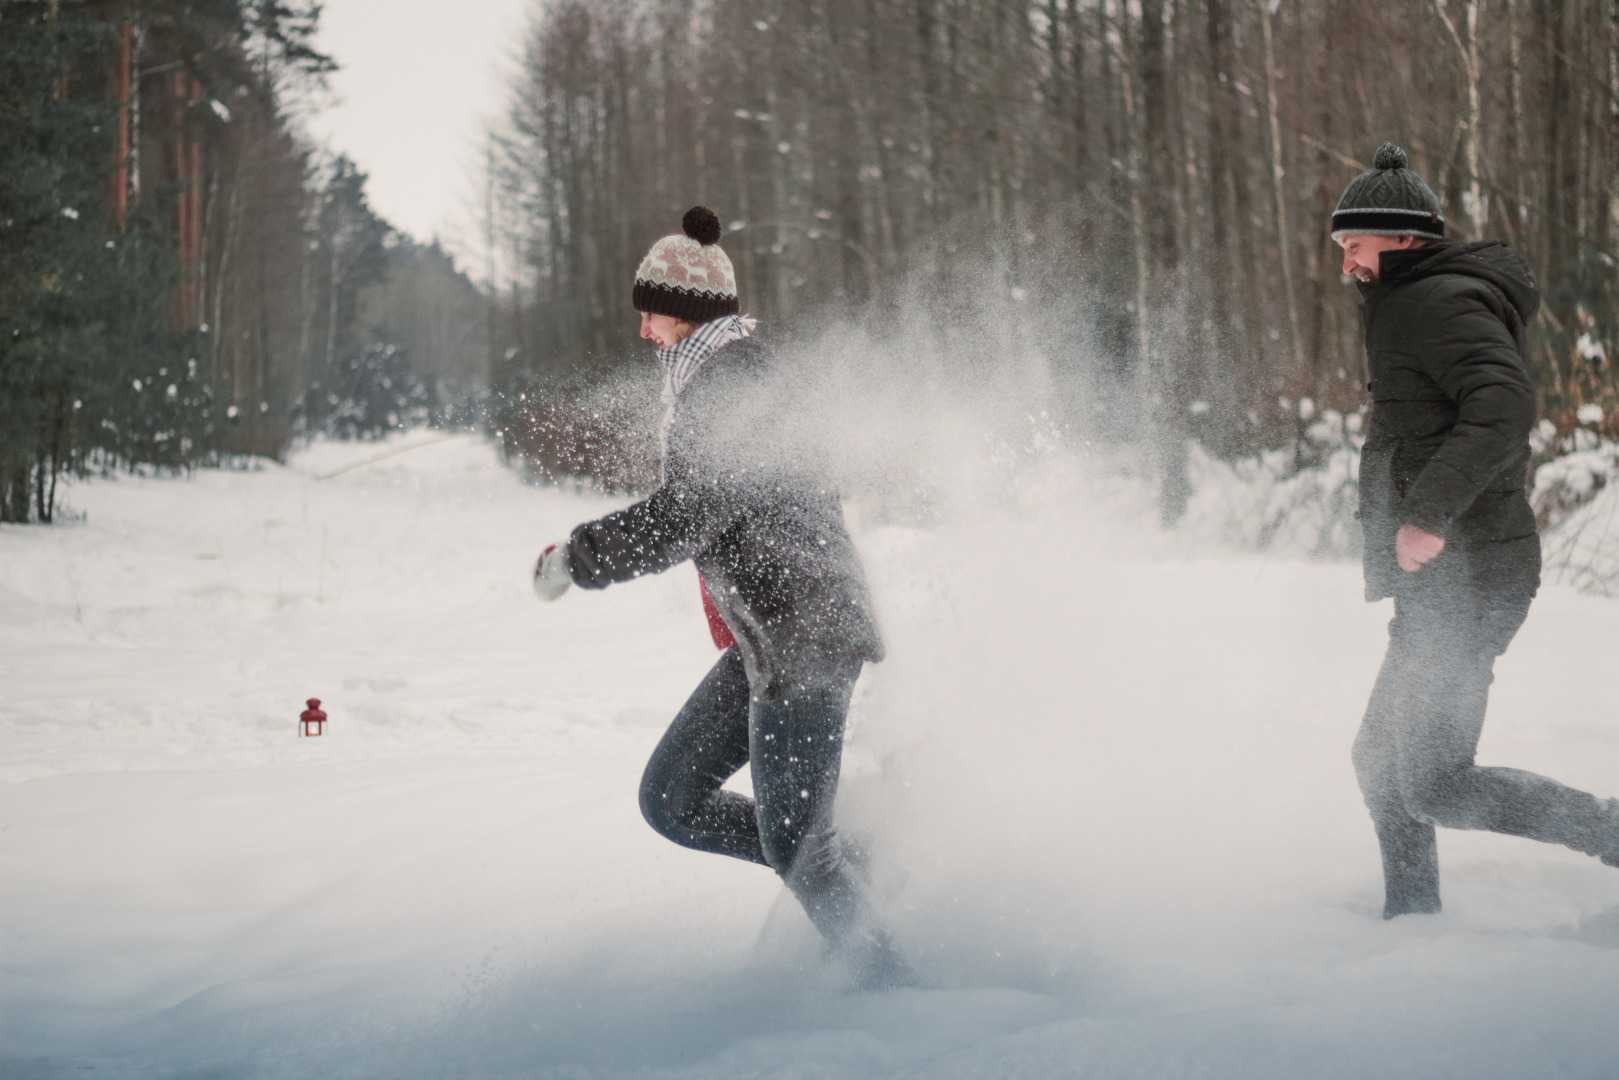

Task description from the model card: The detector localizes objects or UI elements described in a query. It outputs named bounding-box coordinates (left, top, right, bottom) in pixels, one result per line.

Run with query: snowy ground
left=4, top=434, right=1619, bottom=1079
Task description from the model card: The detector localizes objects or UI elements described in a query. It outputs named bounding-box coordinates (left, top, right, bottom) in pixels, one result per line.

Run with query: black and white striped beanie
left=632, top=207, right=741, bottom=323
left=1331, top=143, right=1446, bottom=242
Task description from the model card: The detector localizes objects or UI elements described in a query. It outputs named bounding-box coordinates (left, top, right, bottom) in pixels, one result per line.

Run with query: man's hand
left=533, top=542, right=573, bottom=602
left=1395, top=524, right=1445, bottom=572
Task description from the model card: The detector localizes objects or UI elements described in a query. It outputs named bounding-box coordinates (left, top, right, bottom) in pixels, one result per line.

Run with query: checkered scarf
left=658, top=313, right=756, bottom=452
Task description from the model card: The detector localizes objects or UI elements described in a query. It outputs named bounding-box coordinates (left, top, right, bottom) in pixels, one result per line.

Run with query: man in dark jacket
left=531, top=207, right=904, bottom=984
left=1336, top=145, right=1619, bottom=919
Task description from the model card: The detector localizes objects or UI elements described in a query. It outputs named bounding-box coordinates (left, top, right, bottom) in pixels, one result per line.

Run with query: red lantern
left=299, top=698, right=327, bottom=737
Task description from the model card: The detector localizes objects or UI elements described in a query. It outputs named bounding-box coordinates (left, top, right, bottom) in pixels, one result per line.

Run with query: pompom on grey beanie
left=1331, top=143, right=1446, bottom=242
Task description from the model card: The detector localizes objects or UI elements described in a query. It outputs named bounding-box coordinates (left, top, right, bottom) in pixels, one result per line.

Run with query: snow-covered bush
left=1533, top=422, right=1619, bottom=595
left=1173, top=397, right=1619, bottom=595
left=1180, top=407, right=1364, bottom=558
left=1531, top=435, right=1616, bottom=530
left=295, top=342, right=443, bottom=441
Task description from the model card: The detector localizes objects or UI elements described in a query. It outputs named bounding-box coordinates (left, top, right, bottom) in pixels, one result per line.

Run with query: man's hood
left=1372, top=239, right=1540, bottom=323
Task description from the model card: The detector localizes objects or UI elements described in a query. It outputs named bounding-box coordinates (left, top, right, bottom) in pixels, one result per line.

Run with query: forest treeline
left=1, top=0, right=487, bottom=523
left=8, top=0, right=1617, bottom=524
left=490, top=0, right=1619, bottom=509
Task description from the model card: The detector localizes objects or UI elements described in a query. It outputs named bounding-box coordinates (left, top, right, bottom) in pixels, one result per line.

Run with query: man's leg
left=1384, top=585, right=1619, bottom=866
left=1354, top=614, right=1442, bottom=917
left=638, top=648, right=768, bottom=865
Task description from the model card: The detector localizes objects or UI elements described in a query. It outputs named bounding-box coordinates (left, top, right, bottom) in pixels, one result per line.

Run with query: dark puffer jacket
left=564, top=337, right=884, bottom=696
left=1356, top=239, right=1541, bottom=600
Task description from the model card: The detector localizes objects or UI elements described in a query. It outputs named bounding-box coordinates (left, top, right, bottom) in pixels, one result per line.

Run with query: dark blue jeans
left=1353, top=561, right=1619, bottom=917
left=639, top=648, right=866, bottom=942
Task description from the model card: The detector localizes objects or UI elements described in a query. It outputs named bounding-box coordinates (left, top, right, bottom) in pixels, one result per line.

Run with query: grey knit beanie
left=1330, top=143, right=1445, bottom=242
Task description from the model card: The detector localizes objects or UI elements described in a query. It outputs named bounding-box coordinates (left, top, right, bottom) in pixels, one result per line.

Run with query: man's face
left=1336, top=233, right=1423, bottom=284
left=639, top=311, right=691, bottom=349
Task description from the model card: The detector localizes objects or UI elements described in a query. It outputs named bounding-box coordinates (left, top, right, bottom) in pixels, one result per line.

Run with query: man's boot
left=1375, top=816, right=1441, bottom=918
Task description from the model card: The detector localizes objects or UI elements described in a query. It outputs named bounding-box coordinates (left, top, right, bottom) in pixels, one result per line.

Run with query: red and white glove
left=533, top=542, right=572, bottom=602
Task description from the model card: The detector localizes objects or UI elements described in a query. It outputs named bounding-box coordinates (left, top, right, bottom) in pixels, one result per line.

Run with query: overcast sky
left=303, top=0, right=534, bottom=258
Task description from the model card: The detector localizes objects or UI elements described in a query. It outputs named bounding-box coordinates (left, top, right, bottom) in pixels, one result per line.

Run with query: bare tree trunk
left=1140, top=0, right=1175, bottom=271
left=1204, top=0, right=1235, bottom=321
left=1257, top=0, right=1304, bottom=377
left=1603, top=0, right=1619, bottom=338
left=130, top=19, right=142, bottom=200
left=41, top=394, right=65, bottom=523
left=209, top=151, right=244, bottom=369
left=766, top=79, right=792, bottom=323
left=1110, top=8, right=1152, bottom=387
left=913, top=0, right=939, bottom=217
left=297, top=192, right=318, bottom=392
left=731, top=133, right=755, bottom=307
left=1506, top=0, right=1525, bottom=233
left=1432, top=0, right=1485, bottom=239
left=1546, top=0, right=1573, bottom=286
left=485, top=139, right=500, bottom=396
left=1112, top=3, right=1187, bottom=525
left=324, top=230, right=340, bottom=378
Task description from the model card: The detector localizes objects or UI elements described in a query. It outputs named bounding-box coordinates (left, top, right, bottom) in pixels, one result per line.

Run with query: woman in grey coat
left=533, top=207, right=905, bottom=985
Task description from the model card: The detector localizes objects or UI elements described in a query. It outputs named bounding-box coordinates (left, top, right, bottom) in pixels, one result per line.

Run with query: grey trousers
left=1353, top=566, right=1619, bottom=917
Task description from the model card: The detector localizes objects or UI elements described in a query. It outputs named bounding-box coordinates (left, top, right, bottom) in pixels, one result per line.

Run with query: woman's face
left=640, top=312, right=693, bottom=349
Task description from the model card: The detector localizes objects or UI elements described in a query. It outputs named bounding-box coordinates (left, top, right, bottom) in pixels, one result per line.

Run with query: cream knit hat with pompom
left=632, top=206, right=740, bottom=323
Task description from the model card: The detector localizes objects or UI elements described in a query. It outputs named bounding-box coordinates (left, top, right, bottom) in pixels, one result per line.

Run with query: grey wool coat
left=564, top=337, right=883, bottom=697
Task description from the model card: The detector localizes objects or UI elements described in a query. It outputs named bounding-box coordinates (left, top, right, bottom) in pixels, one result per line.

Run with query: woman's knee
left=642, top=755, right=731, bottom=841
left=639, top=751, right=713, bottom=842
left=638, top=769, right=681, bottom=841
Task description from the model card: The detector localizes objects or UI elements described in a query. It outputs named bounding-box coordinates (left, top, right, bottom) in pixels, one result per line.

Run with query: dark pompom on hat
left=1372, top=143, right=1407, bottom=170
left=632, top=206, right=740, bottom=323
left=1330, top=142, right=1445, bottom=241
left=682, top=205, right=723, bottom=246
